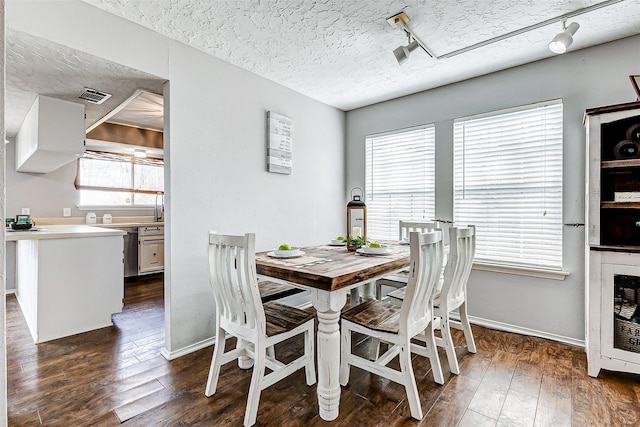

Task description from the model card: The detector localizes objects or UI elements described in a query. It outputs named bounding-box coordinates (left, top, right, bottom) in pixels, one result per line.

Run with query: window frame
left=75, top=150, right=164, bottom=208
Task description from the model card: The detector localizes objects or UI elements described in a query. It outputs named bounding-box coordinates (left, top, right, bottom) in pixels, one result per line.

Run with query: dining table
left=255, top=242, right=410, bottom=421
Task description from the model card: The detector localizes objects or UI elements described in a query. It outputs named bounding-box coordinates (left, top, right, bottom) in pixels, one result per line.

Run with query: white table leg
left=350, top=281, right=375, bottom=308
left=237, top=338, right=253, bottom=369
left=310, top=288, right=347, bottom=421
left=361, top=281, right=375, bottom=301
left=349, top=288, right=359, bottom=308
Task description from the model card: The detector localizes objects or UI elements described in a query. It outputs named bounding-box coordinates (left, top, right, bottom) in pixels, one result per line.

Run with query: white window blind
left=454, top=100, right=563, bottom=270
left=75, top=150, right=164, bottom=206
left=365, top=125, right=435, bottom=241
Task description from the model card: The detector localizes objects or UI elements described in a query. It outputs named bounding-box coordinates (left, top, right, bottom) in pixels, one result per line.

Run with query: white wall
left=7, top=1, right=345, bottom=356
left=4, top=138, right=156, bottom=219
left=1, top=0, right=9, bottom=421
left=346, top=34, right=640, bottom=343
left=4, top=140, right=154, bottom=293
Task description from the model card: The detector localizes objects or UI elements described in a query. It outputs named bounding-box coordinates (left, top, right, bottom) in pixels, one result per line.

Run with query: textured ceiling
left=5, top=30, right=165, bottom=137
left=5, top=0, right=640, bottom=139
left=79, top=0, right=640, bottom=110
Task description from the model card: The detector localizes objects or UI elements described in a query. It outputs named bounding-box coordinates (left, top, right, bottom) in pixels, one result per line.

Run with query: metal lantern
left=346, top=187, right=367, bottom=251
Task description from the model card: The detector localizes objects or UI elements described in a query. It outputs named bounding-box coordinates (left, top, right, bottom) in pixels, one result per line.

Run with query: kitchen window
left=75, top=150, right=164, bottom=207
left=365, top=124, right=436, bottom=241
left=453, top=99, right=563, bottom=271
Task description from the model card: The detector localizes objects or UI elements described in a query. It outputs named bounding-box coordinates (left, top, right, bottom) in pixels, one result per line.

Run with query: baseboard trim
left=161, top=336, right=216, bottom=360
left=6, top=289, right=15, bottom=295
left=160, top=313, right=586, bottom=361
left=467, top=315, right=585, bottom=348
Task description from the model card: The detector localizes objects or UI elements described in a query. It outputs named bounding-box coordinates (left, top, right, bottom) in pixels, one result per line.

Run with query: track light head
left=393, top=40, right=420, bottom=65
left=549, top=21, right=580, bottom=54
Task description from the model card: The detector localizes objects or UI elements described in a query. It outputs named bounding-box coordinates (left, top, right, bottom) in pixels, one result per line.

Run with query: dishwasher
left=138, top=225, right=164, bottom=275
left=122, top=227, right=139, bottom=278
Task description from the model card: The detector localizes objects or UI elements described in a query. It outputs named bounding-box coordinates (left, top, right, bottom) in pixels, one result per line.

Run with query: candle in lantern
left=352, top=227, right=362, bottom=238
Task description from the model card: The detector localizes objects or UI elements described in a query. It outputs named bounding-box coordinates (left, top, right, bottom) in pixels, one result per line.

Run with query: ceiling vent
left=78, top=87, right=112, bottom=105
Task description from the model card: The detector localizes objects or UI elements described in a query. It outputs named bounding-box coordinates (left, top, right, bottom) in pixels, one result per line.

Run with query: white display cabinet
left=585, top=102, right=640, bottom=377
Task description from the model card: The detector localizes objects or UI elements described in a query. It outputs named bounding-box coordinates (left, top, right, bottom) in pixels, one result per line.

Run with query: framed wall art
left=266, top=111, right=292, bottom=175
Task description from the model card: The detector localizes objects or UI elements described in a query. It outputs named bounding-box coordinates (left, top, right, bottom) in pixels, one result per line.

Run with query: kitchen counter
left=93, top=223, right=165, bottom=277
left=95, top=221, right=164, bottom=229
left=6, top=224, right=126, bottom=241
left=9, top=224, right=126, bottom=343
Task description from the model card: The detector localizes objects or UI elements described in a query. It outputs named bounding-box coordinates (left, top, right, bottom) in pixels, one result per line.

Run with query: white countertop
left=6, top=224, right=127, bottom=241
left=96, top=222, right=164, bottom=229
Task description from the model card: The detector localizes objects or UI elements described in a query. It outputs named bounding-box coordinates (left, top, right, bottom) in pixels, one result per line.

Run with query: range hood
left=15, top=95, right=85, bottom=173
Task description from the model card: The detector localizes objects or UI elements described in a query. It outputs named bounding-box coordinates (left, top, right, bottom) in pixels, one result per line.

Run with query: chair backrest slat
left=440, top=226, right=476, bottom=310
left=398, top=220, right=438, bottom=241
left=400, top=230, right=444, bottom=333
left=208, top=232, right=264, bottom=330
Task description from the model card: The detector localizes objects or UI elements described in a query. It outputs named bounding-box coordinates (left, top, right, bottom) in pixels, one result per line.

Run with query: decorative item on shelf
left=614, top=275, right=640, bottom=353
left=630, top=75, right=640, bottom=101
left=346, top=187, right=367, bottom=251
left=627, top=123, right=640, bottom=142
left=613, top=139, right=640, bottom=159
left=614, top=192, right=640, bottom=203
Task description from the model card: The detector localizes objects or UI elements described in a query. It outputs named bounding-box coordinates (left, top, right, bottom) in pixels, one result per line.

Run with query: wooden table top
left=255, top=243, right=410, bottom=292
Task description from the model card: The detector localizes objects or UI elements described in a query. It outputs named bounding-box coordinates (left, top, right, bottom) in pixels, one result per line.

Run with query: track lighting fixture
left=386, top=0, right=620, bottom=64
left=549, top=19, right=580, bottom=54
left=387, top=12, right=435, bottom=65
left=393, top=36, right=420, bottom=65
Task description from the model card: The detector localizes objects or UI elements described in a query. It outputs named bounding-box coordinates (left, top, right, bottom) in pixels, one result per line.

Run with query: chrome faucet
left=155, top=191, right=164, bottom=222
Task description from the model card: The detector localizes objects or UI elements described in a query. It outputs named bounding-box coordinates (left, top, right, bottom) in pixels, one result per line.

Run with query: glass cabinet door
left=602, top=264, right=640, bottom=362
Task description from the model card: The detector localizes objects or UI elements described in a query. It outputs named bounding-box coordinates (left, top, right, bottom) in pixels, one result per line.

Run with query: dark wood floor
left=6, top=275, right=640, bottom=426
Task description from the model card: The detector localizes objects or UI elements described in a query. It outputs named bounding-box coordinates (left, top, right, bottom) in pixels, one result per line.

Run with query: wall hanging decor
left=267, top=111, right=292, bottom=175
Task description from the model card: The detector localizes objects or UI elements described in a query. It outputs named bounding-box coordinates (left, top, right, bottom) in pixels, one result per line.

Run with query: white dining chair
left=375, top=220, right=439, bottom=299
left=387, top=225, right=477, bottom=375
left=205, top=232, right=316, bottom=427
left=339, top=230, right=445, bottom=420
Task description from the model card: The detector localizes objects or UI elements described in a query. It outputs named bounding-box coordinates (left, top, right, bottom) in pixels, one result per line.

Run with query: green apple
left=369, top=242, right=382, bottom=248
left=336, top=236, right=345, bottom=241
left=278, top=243, right=291, bottom=251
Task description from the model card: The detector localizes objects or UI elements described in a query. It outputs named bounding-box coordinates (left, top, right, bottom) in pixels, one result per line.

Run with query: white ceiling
left=5, top=0, right=640, bottom=138
left=79, top=0, right=640, bottom=110
left=5, top=30, right=166, bottom=138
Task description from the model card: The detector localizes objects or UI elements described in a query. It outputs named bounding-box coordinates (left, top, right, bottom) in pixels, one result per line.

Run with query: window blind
left=75, top=150, right=164, bottom=195
left=365, top=125, right=435, bottom=241
left=453, top=100, right=563, bottom=270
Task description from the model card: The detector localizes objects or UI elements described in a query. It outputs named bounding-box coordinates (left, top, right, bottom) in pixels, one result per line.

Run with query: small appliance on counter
left=11, top=214, right=33, bottom=230
left=86, top=212, right=97, bottom=224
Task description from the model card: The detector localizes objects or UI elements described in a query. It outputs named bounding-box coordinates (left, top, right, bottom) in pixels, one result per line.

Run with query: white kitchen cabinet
left=587, top=250, right=640, bottom=377
left=8, top=225, right=125, bottom=343
left=585, top=101, right=640, bottom=377
left=138, top=225, right=164, bottom=274
left=15, top=95, right=85, bottom=173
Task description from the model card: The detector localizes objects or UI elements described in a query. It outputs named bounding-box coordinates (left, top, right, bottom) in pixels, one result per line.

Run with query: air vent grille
left=78, top=87, right=112, bottom=105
